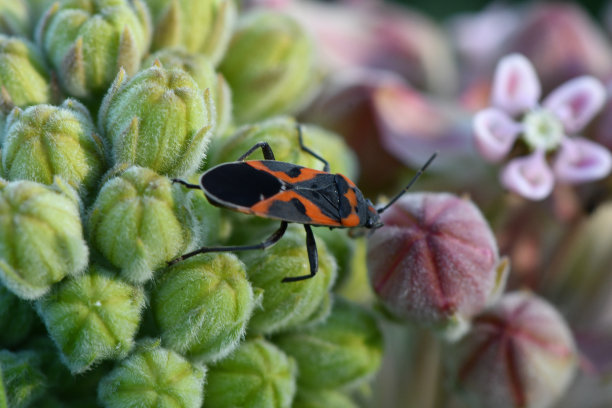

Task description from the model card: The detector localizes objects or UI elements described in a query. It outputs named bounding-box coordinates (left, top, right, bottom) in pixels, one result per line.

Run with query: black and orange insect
left=170, top=125, right=435, bottom=282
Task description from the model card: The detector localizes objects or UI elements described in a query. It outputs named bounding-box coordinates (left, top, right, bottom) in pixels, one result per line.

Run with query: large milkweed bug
left=170, top=125, right=436, bottom=282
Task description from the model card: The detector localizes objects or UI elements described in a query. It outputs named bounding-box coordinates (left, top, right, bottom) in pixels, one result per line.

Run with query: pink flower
left=473, top=54, right=612, bottom=200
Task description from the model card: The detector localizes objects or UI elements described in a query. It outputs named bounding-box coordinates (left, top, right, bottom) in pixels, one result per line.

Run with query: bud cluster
left=0, top=0, right=588, bottom=407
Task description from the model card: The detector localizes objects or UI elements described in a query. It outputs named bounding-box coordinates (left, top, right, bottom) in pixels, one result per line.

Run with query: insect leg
left=282, top=224, right=318, bottom=282
left=171, top=179, right=201, bottom=189
left=167, top=221, right=288, bottom=266
left=296, top=124, right=329, bottom=172
left=237, top=142, right=276, bottom=161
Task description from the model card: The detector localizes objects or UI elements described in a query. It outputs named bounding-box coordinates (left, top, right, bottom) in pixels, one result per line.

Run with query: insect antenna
left=377, top=152, right=437, bottom=214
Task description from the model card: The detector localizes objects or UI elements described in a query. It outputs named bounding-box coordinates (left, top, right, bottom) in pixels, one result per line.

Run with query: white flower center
left=522, top=110, right=564, bottom=151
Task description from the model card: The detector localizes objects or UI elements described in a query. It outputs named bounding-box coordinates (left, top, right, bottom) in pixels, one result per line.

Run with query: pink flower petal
left=543, top=76, right=606, bottom=134
left=492, top=54, right=541, bottom=116
left=473, top=108, right=521, bottom=162
left=501, top=150, right=555, bottom=200
left=553, top=137, right=612, bottom=183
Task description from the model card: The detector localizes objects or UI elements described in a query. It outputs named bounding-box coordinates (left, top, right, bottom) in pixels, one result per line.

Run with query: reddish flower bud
left=367, top=193, right=507, bottom=336
left=452, top=291, right=577, bottom=408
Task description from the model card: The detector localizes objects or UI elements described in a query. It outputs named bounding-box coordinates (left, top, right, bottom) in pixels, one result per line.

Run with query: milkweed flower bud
left=367, top=192, right=507, bottom=338
left=2, top=99, right=105, bottom=198
left=241, top=225, right=336, bottom=334
left=36, top=265, right=145, bottom=373
left=293, top=389, right=358, bottom=408
left=0, top=284, right=36, bottom=347
left=145, top=0, right=237, bottom=65
left=99, top=65, right=214, bottom=177
left=151, top=253, right=254, bottom=363
left=208, top=116, right=356, bottom=179
left=88, top=166, right=194, bottom=283
left=0, top=0, right=29, bottom=36
left=0, top=349, right=46, bottom=408
left=98, top=340, right=205, bottom=408
left=0, top=179, right=88, bottom=299
left=274, top=297, right=383, bottom=390
left=205, top=338, right=297, bottom=408
left=36, top=0, right=151, bottom=100
left=219, top=11, right=317, bottom=124
left=144, top=48, right=232, bottom=135
left=451, top=291, right=577, bottom=408
left=0, top=35, right=50, bottom=108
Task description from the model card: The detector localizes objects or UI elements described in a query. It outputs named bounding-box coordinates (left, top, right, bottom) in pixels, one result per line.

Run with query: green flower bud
left=152, top=253, right=254, bottom=363
left=145, top=0, right=237, bottom=65
left=274, top=297, right=383, bottom=390
left=144, top=48, right=232, bottom=136
left=208, top=116, right=356, bottom=179
left=36, top=265, right=145, bottom=373
left=0, top=0, right=29, bottom=36
left=24, top=336, right=109, bottom=402
left=241, top=224, right=336, bottom=334
left=27, top=0, right=56, bottom=27
left=0, top=284, right=37, bottom=347
left=205, top=338, right=296, bottom=408
left=0, top=349, right=46, bottom=408
left=314, top=228, right=355, bottom=287
left=98, top=340, right=205, bottom=408
left=219, top=11, right=318, bottom=124
left=293, top=389, right=358, bottom=408
left=0, top=35, right=50, bottom=108
left=99, top=66, right=214, bottom=177
left=2, top=99, right=105, bottom=198
left=0, top=179, right=88, bottom=299
left=36, top=0, right=151, bottom=100
left=177, top=172, right=225, bottom=247
left=88, top=166, right=194, bottom=283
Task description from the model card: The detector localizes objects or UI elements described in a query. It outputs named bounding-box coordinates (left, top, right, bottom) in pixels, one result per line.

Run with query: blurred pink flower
left=246, top=0, right=457, bottom=95
left=504, top=3, right=612, bottom=93
left=473, top=54, right=612, bottom=201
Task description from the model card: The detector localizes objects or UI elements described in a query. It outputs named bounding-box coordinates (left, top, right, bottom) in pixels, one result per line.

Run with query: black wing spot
left=287, top=167, right=302, bottom=178
left=268, top=198, right=311, bottom=223
left=202, top=163, right=282, bottom=207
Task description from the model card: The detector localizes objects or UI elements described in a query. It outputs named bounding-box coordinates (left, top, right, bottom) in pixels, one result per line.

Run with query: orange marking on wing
left=247, top=161, right=322, bottom=183
left=251, top=190, right=339, bottom=226
left=341, top=213, right=361, bottom=227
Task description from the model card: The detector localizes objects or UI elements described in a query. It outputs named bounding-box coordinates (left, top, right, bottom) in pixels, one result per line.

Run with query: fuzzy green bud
left=144, top=48, right=232, bottom=136
left=241, top=225, right=336, bottom=334
left=293, top=389, right=358, bottom=408
left=145, top=0, right=236, bottom=65
left=208, top=116, right=356, bottom=179
left=0, top=284, right=37, bottom=347
left=0, top=0, right=29, bottom=36
left=0, top=35, right=50, bottom=108
left=36, top=265, right=145, bottom=373
left=219, top=11, right=317, bottom=124
left=2, top=99, right=105, bottom=197
left=205, top=338, right=296, bottom=408
left=152, top=253, right=254, bottom=363
left=0, top=350, right=46, bottom=408
left=274, top=297, right=383, bottom=390
left=314, top=228, right=356, bottom=287
left=36, top=0, right=151, bottom=100
left=98, top=340, right=205, bottom=408
left=27, top=0, right=56, bottom=26
left=88, top=166, right=194, bottom=283
left=99, top=65, right=214, bottom=177
left=0, top=179, right=88, bottom=299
